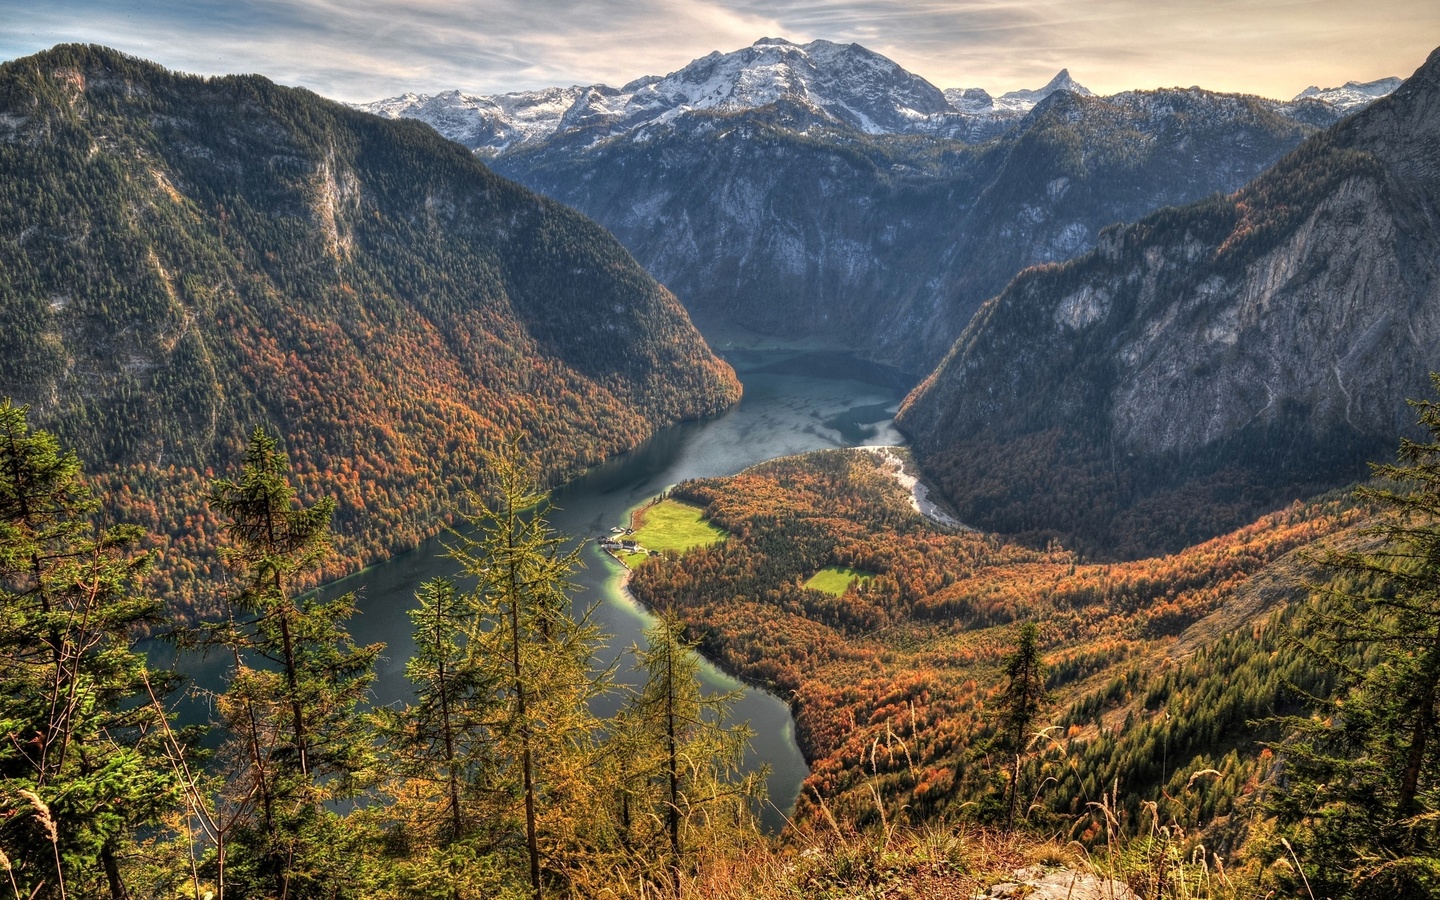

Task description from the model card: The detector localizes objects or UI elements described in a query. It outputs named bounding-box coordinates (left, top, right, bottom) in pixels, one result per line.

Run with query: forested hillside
left=627, top=449, right=1361, bottom=840
left=899, top=46, right=1440, bottom=557
left=0, top=44, right=739, bottom=605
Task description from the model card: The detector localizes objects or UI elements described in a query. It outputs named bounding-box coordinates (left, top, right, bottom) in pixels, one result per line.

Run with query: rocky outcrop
left=898, top=47, right=1440, bottom=557
left=980, top=867, right=1139, bottom=900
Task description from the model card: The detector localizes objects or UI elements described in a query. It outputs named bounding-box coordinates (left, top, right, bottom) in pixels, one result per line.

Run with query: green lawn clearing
left=805, top=566, right=876, bottom=596
left=617, top=499, right=726, bottom=565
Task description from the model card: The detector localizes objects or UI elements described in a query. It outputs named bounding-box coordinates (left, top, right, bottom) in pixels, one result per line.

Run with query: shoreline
left=853, top=445, right=970, bottom=529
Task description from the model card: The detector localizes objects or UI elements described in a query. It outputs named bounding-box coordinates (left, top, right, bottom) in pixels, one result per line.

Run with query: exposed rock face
left=898, top=47, right=1440, bottom=557
left=980, top=867, right=1139, bottom=900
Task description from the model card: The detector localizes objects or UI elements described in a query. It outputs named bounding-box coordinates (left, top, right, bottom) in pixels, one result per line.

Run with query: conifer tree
left=443, top=451, right=611, bottom=900
left=379, top=575, right=506, bottom=900
left=619, top=611, right=763, bottom=895
left=1274, top=375, right=1440, bottom=898
left=385, top=577, right=496, bottom=845
left=0, top=400, right=184, bottom=899
left=207, top=427, right=382, bottom=899
left=998, top=621, right=1047, bottom=832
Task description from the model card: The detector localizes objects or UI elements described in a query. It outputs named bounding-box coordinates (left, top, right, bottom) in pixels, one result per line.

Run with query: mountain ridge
left=360, top=39, right=1391, bottom=158
left=896, top=45, right=1440, bottom=557
left=0, top=43, right=740, bottom=603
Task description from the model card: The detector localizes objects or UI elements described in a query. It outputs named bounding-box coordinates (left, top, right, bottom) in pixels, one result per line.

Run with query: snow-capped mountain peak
left=357, top=38, right=961, bottom=151
left=1293, top=76, right=1402, bottom=112
left=616, top=38, right=954, bottom=133
left=992, top=69, right=1094, bottom=112
left=942, top=69, right=1093, bottom=114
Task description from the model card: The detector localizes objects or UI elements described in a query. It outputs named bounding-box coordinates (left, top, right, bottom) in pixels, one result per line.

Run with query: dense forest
left=628, top=435, right=1440, bottom=895
left=628, top=448, right=1356, bottom=825
left=0, top=44, right=739, bottom=613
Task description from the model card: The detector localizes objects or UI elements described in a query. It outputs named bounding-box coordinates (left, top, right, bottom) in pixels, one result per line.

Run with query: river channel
left=178, top=345, right=914, bottom=832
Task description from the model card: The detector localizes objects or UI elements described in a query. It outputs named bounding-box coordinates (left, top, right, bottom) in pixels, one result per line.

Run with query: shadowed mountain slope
left=898, top=46, right=1440, bottom=558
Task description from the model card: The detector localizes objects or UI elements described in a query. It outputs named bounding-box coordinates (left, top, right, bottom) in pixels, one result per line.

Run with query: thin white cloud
left=0, top=0, right=1435, bottom=102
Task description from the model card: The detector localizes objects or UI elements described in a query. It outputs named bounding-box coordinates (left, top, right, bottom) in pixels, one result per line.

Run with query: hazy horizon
left=1, top=0, right=1435, bottom=104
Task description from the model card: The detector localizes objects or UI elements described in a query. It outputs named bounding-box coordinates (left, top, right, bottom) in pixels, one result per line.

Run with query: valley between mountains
left=3, top=31, right=1440, bottom=900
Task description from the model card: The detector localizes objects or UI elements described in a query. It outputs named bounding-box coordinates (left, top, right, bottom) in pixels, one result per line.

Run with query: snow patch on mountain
left=1293, top=77, right=1402, bottom=112
left=362, top=86, right=603, bottom=152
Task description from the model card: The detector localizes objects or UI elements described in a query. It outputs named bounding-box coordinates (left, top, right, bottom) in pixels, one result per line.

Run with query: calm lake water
left=176, top=346, right=913, bottom=831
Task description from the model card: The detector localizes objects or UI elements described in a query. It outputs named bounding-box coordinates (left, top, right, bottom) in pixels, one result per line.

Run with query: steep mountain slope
left=0, top=44, right=739, bottom=599
left=496, top=88, right=1320, bottom=370
left=898, top=47, right=1440, bottom=558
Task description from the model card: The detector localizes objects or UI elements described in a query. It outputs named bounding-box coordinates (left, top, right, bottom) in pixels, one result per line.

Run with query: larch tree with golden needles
left=444, top=451, right=612, bottom=900
left=617, top=611, right=764, bottom=896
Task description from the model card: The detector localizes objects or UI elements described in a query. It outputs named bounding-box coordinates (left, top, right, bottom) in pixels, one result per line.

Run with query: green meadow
left=804, top=565, right=876, bottom=596
left=618, top=499, right=726, bottom=564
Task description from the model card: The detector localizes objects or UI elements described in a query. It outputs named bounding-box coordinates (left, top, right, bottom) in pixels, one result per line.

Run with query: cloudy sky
left=1, top=0, right=1436, bottom=103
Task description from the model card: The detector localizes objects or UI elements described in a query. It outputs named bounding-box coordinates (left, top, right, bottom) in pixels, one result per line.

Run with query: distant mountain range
left=898, top=47, right=1440, bottom=557
left=361, top=39, right=1397, bottom=372
left=359, top=37, right=1034, bottom=153
left=359, top=39, right=1388, bottom=156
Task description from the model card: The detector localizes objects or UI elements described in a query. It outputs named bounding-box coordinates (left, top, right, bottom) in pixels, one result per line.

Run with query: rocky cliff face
left=898, top=47, right=1440, bottom=557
